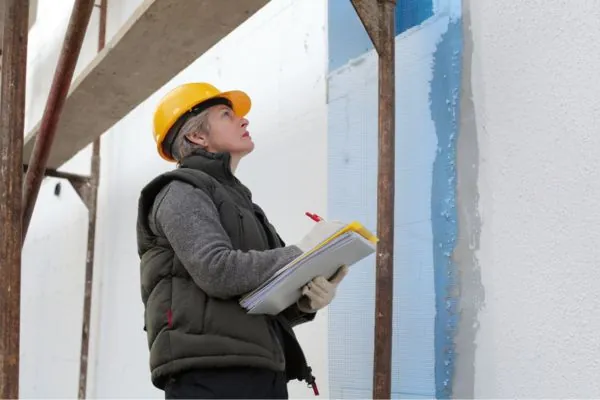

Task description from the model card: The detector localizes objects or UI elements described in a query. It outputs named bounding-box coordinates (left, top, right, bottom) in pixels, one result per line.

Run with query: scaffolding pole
left=22, top=165, right=89, bottom=187
left=21, top=0, right=95, bottom=241
left=0, top=0, right=29, bottom=397
left=78, top=0, right=105, bottom=396
left=350, top=0, right=396, bottom=398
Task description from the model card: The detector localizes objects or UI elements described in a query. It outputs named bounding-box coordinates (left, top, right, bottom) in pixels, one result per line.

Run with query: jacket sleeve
left=280, top=303, right=317, bottom=327
left=150, top=180, right=303, bottom=299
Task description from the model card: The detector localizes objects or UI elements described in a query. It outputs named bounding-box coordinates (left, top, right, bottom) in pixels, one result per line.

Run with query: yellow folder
left=240, top=220, right=378, bottom=315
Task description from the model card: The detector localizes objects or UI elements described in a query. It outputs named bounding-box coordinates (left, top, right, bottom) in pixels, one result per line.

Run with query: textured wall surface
left=468, top=0, right=600, bottom=397
left=430, top=16, right=462, bottom=399
left=327, top=1, right=461, bottom=398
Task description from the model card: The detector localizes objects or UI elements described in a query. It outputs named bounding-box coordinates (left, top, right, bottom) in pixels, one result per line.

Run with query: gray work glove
left=297, top=265, right=349, bottom=313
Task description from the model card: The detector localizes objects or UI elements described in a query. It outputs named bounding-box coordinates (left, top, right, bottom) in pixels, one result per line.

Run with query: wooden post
left=0, top=0, right=29, bottom=397
left=78, top=0, right=106, bottom=398
left=350, top=0, right=396, bottom=398
left=21, top=0, right=95, bottom=241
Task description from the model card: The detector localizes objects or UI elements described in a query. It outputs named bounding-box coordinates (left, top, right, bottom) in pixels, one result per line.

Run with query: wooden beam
left=22, top=0, right=269, bottom=169
left=350, top=0, right=382, bottom=54
left=352, top=0, right=398, bottom=399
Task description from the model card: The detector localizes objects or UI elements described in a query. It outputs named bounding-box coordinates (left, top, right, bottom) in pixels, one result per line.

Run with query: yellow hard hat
left=152, top=82, right=251, bottom=161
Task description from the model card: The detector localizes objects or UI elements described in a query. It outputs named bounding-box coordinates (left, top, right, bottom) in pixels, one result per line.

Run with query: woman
left=136, top=82, right=347, bottom=399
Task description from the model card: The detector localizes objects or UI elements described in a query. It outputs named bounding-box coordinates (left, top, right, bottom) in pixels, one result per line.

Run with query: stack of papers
left=239, top=221, right=378, bottom=315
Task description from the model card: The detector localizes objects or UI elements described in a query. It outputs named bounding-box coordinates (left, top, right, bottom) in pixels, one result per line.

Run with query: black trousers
left=164, top=367, right=289, bottom=399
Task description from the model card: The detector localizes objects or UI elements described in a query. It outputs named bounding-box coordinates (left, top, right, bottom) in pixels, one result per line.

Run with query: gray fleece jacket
left=150, top=180, right=303, bottom=298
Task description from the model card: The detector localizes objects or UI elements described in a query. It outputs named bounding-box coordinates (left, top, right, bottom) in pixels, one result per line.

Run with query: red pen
left=305, top=212, right=323, bottom=222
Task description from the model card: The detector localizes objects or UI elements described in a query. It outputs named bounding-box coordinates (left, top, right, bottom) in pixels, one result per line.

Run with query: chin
left=242, top=142, right=255, bottom=154
left=234, top=143, right=255, bottom=158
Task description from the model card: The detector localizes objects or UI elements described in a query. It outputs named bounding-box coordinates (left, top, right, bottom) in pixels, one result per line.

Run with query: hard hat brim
left=217, top=90, right=252, bottom=118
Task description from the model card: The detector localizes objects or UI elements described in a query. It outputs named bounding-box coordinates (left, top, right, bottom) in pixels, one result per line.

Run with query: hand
left=297, top=265, right=349, bottom=313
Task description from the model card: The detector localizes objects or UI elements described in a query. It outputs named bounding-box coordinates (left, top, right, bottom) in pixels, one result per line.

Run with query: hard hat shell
left=153, top=82, right=251, bottom=162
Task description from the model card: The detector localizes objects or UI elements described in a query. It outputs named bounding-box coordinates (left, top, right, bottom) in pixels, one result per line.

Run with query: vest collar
left=178, top=149, right=235, bottom=182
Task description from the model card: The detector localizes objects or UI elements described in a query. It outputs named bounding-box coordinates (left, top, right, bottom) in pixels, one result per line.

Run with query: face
left=188, top=104, right=254, bottom=157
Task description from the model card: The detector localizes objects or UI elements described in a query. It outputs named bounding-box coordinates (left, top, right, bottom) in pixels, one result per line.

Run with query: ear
left=185, top=131, right=208, bottom=148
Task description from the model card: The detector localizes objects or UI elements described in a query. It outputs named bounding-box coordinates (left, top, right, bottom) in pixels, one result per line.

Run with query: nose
left=241, top=117, right=249, bottom=129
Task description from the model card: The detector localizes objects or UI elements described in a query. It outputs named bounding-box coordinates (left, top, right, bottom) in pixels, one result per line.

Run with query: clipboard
left=239, top=221, right=378, bottom=315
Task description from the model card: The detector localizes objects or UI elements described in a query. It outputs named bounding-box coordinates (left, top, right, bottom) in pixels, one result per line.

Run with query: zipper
left=237, top=211, right=244, bottom=248
left=276, top=317, right=318, bottom=395
left=304, top=366, right=319, bottom=396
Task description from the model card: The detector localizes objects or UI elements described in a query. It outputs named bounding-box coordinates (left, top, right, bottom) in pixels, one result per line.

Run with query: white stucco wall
left=21, top=0, right=328, bottom=398
left=469, top=1, right=600, bottom=397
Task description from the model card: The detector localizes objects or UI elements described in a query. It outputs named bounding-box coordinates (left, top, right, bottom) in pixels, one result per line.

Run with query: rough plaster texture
left=451, top=1, right=483, bottom=397
left=20, top=0, right=328, bottom=398
left=469, top=1, right=600, bottom=397
left=429, top=14, right=462, bottom=399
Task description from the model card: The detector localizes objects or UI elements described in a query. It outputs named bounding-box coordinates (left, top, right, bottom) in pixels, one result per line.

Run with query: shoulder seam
left=150, top=184, right=175, bottom=236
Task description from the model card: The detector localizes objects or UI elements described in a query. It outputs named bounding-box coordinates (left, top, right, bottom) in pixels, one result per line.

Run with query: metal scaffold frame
left=1, top=0, right=104, bottom=398
left=0, top=0, right=397, bottom=398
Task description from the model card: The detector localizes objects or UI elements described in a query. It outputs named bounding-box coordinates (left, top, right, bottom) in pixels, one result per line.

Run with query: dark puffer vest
left=136, top=151, right=315, bottom=389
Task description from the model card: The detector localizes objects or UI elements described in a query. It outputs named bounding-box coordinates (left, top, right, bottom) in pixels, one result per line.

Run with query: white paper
left=239, top=231, right=376, bottom=315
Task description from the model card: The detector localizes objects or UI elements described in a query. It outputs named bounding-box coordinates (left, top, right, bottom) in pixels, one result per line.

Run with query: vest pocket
left=145, top=279, right=171, bottom=344
left=203, top=298, right=280, bottom=358
left=216, top=201, right=246, bottom=250
left=217, top=198, right=272, bottom=252
left=171, top=277, right=206, bottom=334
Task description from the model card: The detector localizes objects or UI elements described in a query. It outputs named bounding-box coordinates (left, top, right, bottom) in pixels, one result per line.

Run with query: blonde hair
left=171, top=108, right=211, bottom=161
